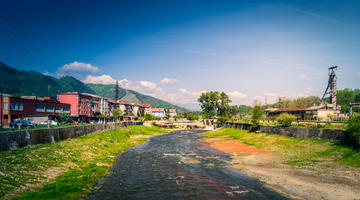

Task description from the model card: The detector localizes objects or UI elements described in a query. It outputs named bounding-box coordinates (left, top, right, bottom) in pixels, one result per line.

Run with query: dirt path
left=205, top=137, right=360, bottom=200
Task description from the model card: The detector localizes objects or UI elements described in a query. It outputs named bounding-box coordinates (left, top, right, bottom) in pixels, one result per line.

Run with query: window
left=55, top=106, right=62, bottom=113
left=63, top=107, right=70, bottom=113
left=36, top=104, right=45, bottom=112
left=11, top=102, right=23, bottom=111
left=46, top=105, right=54, bottom=112
left=3, top=103, right=8, bottom=111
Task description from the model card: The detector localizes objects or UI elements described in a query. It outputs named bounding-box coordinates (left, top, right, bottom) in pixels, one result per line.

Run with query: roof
left=169, top=109, right=176, bottom=113
left=118, top=100, right=130, bottom=105
left=270, top=107, right=310, bottom=113
left=151, top=108, right=165, bottom=112
left=142, top=104, right=151, bottom=108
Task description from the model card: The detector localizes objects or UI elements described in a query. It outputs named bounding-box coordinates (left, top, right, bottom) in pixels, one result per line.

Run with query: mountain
left=86, top=84, right=188, bottom=113
left=0, top=61, right=188, bottom=113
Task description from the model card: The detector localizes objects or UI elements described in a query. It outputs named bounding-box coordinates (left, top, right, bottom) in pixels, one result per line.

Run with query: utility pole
left=115, top=80, right=119, bottom=101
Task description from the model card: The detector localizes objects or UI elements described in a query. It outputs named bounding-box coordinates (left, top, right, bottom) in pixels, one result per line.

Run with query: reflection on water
left=86, top=130, right=289, bottom=200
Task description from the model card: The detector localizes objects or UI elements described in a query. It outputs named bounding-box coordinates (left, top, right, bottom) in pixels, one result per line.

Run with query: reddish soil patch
left=205, top=138, right=265, bottom=154
left=203, top=137, right=360, bottom=200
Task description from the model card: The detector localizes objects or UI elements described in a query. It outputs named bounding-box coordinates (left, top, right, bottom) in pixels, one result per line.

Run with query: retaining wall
left=224, top=122, right=346, bottom=143
left=0, top=121, right=141, bottom=152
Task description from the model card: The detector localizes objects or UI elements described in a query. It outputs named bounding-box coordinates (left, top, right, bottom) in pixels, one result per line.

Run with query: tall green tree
left=197, top=91, right=220, bottom=119
left=112, top=108, right=123, bottom=122
left=251, top=105, right=263, bottom=127
left=218, top=92, right=232, bottom=117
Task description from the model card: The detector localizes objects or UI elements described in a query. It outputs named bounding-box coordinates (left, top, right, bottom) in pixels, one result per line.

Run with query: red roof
left=274, top=107, right=309, bottom=112
left=118, top=100, right=130, bottom=105
left=142, top=104, right=151, bottom=108
left=169, top=109, right=176, bottom=113
left=151, top=108, right=165, bottom=112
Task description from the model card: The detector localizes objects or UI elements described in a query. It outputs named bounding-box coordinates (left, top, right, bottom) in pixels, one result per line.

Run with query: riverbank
left=0, top=126, right=169, bottom=200
left=201, top=128, right=360, bottom=200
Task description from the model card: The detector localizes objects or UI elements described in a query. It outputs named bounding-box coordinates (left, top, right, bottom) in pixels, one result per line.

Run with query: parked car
left=60, top=118, right=78, bottom=124
left=38, top=120, right=58, bottom=126
left=9, top=120, right=35, bottom=128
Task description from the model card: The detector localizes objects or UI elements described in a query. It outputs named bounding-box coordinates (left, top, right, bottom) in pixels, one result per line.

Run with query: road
left=85, top=130, right=289, bottom=200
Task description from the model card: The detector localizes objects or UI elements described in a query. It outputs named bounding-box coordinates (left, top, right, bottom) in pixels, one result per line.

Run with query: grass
left=0, top=125, right=169, bottom=200
left=202, top=128, right=360, bottom=168
left=230, top=120, right=346, bottom=130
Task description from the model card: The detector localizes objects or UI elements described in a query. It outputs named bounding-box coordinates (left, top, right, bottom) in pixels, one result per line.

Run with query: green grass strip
left=0, top=125, right=169, bottom=200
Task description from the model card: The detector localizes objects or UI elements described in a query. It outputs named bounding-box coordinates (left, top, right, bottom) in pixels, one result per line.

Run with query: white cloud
left=118, top=79, right=163, bottom=94
left=82, top=74, right=116, bottom=85
left=160, top=78, right=179, bottom=84
left=300, top=73, right=307, bottom=79
left=59, top=61, right=100, bottom=74
left=140, top=81, right=157, bottom=90
left=228, top=91, right=247, bottom=100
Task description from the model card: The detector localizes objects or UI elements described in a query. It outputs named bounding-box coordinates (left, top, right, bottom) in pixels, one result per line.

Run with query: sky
left=0, top=0, right=359, bottom=110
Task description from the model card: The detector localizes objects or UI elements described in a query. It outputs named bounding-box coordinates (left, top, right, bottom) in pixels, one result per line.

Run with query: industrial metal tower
left=321, top=66, right=338, bottom=109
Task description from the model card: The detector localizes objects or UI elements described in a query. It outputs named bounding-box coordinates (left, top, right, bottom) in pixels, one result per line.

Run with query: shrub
left=216, top=116, right=229, bottom=127
left=251, top=106, right=263, bottom=127
left=174, top=115, right=184, bottom=119
left=186, top=113, right=199, bottom=121
left=143, top=114, right=161, bottom=121
left=276, top=113, right=296, bottom=127
left=346, top=113, right=360, bottom=146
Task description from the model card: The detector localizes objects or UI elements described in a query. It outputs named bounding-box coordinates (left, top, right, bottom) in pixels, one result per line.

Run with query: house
left=151, top=108, right=166, bottom=118
left=57, top=92, right=93, bottom=118
left=265, top=104, right=341, bottom=121
left=169, top=109, right=177, bottom=117
left=143, top=104, right=152, bottom=114
left=0, top=94, right=70, bottom=126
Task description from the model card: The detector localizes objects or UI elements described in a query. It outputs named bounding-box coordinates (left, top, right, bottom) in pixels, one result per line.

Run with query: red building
left=0, top=95, right=70, bottom=126
left=57, top=92, right=93, bottom=118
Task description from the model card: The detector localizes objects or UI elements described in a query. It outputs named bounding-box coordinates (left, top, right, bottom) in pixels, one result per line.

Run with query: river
left=85, top=130, right=289, bottom=200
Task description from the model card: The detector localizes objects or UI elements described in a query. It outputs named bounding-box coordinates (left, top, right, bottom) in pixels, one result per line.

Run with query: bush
left=143, top=114, right=161, bottom=121
left=216, top=116, right=229, bottom=127
left=251, top=106, right=263, bottom=127
left=186, top=113, right=199, bottom=121
left=276, top=113, right=296, bottom=127
left=174, top=115, right=184, bottom=119
left=346, top=113, right=360, bottom=146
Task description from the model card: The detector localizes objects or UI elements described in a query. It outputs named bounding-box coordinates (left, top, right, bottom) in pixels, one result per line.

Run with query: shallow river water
left=85, top=130, right=289, bottom=200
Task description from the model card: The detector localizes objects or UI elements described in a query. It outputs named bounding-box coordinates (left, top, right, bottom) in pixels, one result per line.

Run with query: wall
left=224, top=122, right=346, bottom=143
left=0, top=121, right=141, bottom=152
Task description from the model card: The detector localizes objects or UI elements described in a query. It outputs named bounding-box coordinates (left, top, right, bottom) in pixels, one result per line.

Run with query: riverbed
left=85, top=130, right=289, bottom=200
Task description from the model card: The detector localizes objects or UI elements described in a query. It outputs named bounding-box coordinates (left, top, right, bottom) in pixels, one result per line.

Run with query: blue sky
left=0, top=0, right=359, bottom=109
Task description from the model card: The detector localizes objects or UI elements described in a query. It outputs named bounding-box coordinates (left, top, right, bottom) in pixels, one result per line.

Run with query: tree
left=218, top=92, right=232, bottom=117
left=251, top=105, right=263, bottom=127
left=346, top=113, right=360, bottom=147
left=59, top=112, right=70, bottom=121
left=112, top=108, right=123, bottom=122
left=186, top=113, right=199, bottom=121
left=197, top=91, right=220, bottom=119
left=97, top=114, right=106, bottom=124
left=276, top=113, right=296, bottom=127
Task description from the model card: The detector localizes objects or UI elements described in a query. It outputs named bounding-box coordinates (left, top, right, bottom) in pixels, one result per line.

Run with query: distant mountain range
left=0, top=61, right=188, bottom=113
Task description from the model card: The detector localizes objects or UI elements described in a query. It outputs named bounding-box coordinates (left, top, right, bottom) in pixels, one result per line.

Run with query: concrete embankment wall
left=224, top=122, right=346, bottom=143
left=0, top=121, right=141, bottom=152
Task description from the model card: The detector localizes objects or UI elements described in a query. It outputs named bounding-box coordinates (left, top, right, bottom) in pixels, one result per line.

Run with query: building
left=143, top=104, right=152, bottom=114
left=151, top=108, right=166, bottom=118
left=169, top=109, right=177, bottom=117
left=57, top=92, right=93, bottom=118
left=265, top=104, right=341, bottom=121
left=0, top=95, right=70, bottom=126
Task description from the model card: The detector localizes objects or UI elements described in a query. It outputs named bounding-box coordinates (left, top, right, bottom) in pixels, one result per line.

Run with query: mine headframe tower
left=321, top=66, right=338, bottom=109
